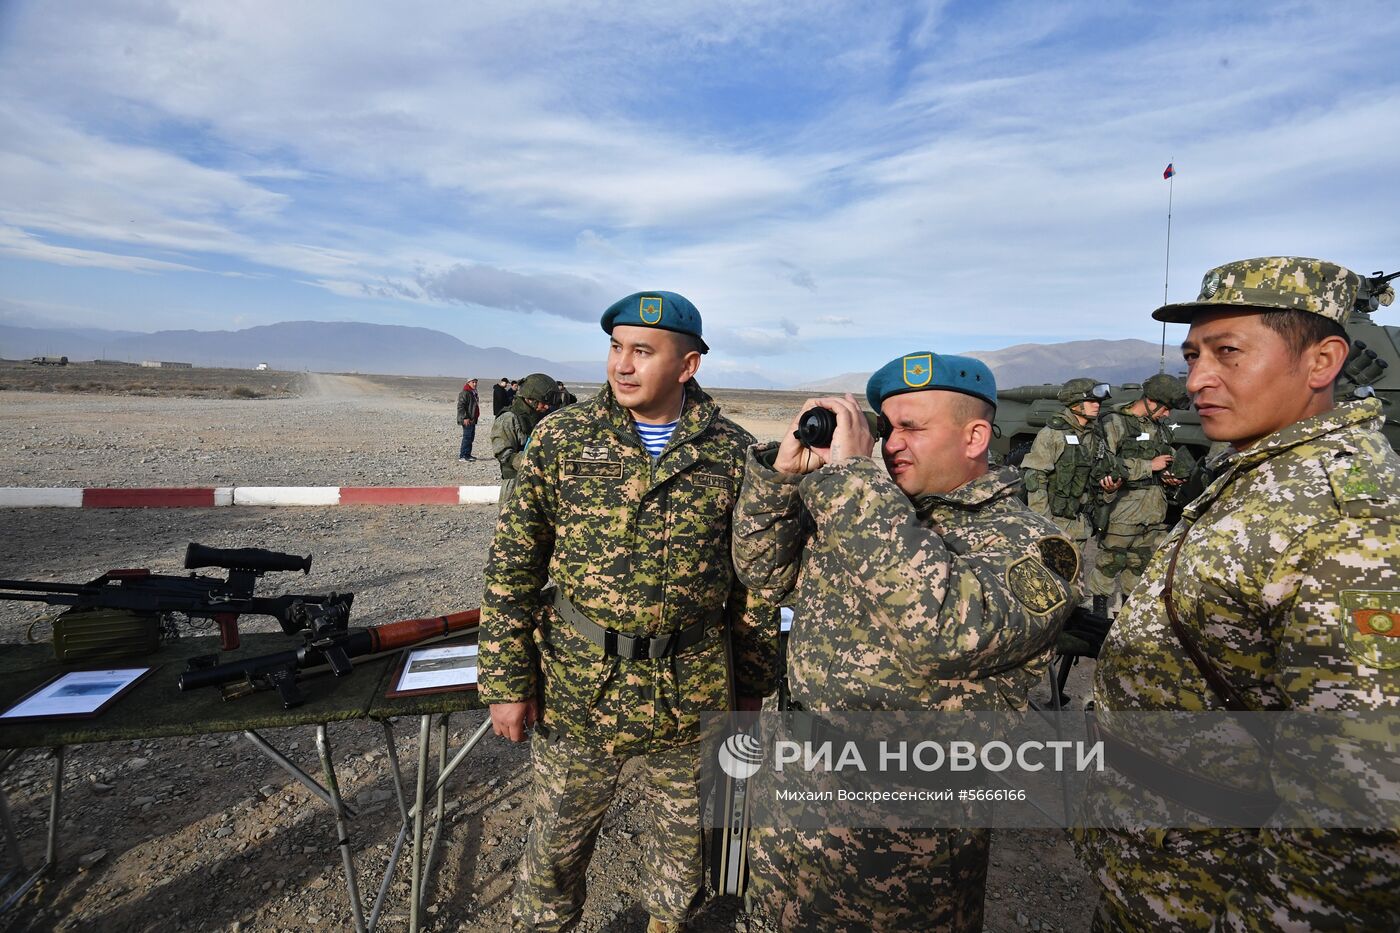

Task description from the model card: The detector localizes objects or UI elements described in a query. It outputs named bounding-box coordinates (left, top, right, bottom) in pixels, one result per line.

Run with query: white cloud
left=0, top=0, right=1396, bottom=373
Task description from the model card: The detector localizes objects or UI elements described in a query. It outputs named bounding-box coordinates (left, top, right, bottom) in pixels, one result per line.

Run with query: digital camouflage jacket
left=1098, top=405, right=1179, bottom=537
left=479, top=381, right=779, bottom=754
left=1021, top=411, right=1113, bottom=542
left=1077, top=398, right=1400, bottom=930
left=732, top=448, right=1079, bottom=712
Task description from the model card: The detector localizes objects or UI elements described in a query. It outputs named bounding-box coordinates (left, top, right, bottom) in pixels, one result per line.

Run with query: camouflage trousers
left=510, top=731, right=706, bottom=932
left=1047, top=514, right=1093, bottom=589
left=1087, top=527, right=1166, bottom=599
left=746, top=824, right=989, bottom=932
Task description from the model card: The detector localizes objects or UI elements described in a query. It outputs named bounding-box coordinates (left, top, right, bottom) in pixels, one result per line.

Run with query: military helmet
left=1058, top=378, right=1111, bottom=406
left=517, top=372, right=557, bottom=402
left=1141, top=373, right=1189, bottom=409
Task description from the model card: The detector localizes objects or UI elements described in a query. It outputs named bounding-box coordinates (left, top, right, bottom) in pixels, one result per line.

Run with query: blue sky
left=1, top=1, right=1397, bottom=384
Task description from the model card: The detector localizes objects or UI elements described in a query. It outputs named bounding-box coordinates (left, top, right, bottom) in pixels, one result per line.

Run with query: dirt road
left=0, top=375, right=1099, bottom=932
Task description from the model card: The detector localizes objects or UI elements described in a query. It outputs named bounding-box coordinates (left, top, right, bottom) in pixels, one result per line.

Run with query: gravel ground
left=0, top=375, right=1099, bottom=932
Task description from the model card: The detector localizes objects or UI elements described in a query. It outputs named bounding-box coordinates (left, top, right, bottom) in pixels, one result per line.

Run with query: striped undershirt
left=634, top=418, right=678, bottom=458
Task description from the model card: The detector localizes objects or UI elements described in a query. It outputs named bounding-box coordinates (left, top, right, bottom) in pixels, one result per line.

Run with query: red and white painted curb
left=0, top=486, right=501, bottom=508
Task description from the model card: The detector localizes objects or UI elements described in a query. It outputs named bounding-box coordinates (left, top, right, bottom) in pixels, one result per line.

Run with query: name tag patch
left=564, top=459, right=623, bottom=478
left=1065, top=434, right=1080, bottom=446
left=1137, top=432, right=1151, bottom=441
left=692, top=472, right=733, bottom=493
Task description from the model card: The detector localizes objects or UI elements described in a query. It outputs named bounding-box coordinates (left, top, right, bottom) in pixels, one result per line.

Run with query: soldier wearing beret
left=490, top=372, right=557, bottom=508
left=1075, top=257, right=1400, bottom=929
left=732, top=351, right=1079, bottom=931
left=478, top=291, right=777, bottom=932
left=1020, top=377, right=1119, bottom=576
left=1084, top=373, right=1194, bottom=616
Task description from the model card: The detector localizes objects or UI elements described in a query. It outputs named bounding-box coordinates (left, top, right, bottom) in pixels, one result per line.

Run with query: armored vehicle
left=991, top=269, right=1399, bottom=463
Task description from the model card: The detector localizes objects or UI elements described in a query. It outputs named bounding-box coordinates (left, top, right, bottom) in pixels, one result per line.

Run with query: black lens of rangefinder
left=795, top=408, right=837, bottom=448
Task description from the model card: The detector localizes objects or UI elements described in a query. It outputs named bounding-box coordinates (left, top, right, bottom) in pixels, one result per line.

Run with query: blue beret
left=600, top=291, right=709, bottom=354
left=865, top=351, right=997, bottom=413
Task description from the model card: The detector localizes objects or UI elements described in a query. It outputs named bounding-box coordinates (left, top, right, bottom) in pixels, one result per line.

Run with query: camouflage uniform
left=733, top=447, right=1079, bottom=931
left=491, top=374, right=555, bottom=508
left=1076, top=255, right=1400, bottom=931
left=490, top=404, right=533, bottom=506
left=1086, top=389, right=1193, bottom=602
left=479, top=380, right=778, bottom=932
left=1021, top=404, right=1112, bottom=553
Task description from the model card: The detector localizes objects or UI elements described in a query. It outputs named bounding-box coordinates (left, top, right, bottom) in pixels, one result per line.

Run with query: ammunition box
left=52, top=608, right=162, bottom=664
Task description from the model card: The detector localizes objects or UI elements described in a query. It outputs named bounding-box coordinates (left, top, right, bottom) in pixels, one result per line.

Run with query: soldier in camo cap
left=478, top=291, right=778, bottom=932
left=732, top=350, right=1079, bottom=930
left=1074, top=257, right=1400, bottom=929
left=1084, top=373, right=1194, bottom=616
left=1020, top=377, right=1119, bottom=579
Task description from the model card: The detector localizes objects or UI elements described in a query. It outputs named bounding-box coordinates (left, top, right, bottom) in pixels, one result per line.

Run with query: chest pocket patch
left=564, top=459, right=623, bottom=479
left=691, top=472, right=734, bottom=494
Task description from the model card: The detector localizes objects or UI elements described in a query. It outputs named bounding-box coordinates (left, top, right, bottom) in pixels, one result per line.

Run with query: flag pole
left=1160, top=160, right=1174, bottom=374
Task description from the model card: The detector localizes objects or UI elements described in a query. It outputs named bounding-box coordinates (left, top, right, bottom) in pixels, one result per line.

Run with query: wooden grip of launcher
left=213, top=612, right=241, bottom=650
left=366, top=609, right=480, bottom=653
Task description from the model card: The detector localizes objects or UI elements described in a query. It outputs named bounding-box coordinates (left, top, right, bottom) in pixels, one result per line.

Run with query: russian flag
left=1163, top=163, right=1176, bottom=179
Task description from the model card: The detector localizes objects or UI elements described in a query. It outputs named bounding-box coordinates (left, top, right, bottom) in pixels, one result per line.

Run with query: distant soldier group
left=470, top=256, right=1399, bottom=931
left=1022, top=371, right=1195, bottom=618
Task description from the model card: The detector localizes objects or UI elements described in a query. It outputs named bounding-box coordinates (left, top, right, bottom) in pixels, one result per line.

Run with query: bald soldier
left=479, top=292, right=776, bottom=932
left=732, top=351, right=1079, bottom=931
left=1075, top=257, right=1400, bottom=929
left=1084, top=373, right=1194, bottom=616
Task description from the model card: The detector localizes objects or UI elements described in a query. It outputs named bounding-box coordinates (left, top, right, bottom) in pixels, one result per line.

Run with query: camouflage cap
left=1141, top=373, right=1188, bottom=408
left=517, top=372, right=556, bottom=402
left=601, top=290, right=709, bottom=354
left=1058, top=378, right=1110, bottom=406
left=1152, top=256, right=1360, bottom=324
left=865, top=351, right=996, bottom=413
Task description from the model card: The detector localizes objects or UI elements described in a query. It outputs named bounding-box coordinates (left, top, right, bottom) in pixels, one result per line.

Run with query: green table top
left=0, top=630, right=485, bottom=749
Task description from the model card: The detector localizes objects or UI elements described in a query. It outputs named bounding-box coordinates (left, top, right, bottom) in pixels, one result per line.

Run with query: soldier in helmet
left=490, top=372, right=557, bottom=508
left=1083, top=373, right=1194, bottom=616
left=479, top=292, right=777, bottom=932
left=1019, top=377, right=1118, bottom=574
left=1075, top=257, right=1400, bottom=929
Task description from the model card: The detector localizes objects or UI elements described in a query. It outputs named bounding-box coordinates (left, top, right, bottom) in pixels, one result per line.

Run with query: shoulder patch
left=1342, top=590, right=1400, bottom=670
left=1036, top=535, right=1080, bottom=583
left=1006, top=555, right=1069, bottom=616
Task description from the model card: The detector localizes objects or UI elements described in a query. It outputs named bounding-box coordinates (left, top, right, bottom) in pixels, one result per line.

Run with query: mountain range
left=796, top=339, right=1184, bottom=394
left=0, top=321, right=1179, bottom=390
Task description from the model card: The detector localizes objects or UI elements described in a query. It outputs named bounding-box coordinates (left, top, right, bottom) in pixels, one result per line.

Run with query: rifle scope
left=184, top=543, right=312, bottom=575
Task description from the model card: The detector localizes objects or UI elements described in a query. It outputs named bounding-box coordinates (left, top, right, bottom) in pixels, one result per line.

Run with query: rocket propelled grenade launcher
left=0, top=543, right=343, bottom=662
left=178, top=608, right=480, bottom=709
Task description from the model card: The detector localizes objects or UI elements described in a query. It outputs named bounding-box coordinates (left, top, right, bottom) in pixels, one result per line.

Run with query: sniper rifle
left=0, top=543, right=345, bottom=659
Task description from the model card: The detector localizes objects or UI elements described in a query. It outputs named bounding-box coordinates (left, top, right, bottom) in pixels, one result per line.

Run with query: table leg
left=316, top=725, right=367, bottom=933
left=367, top=719, right=410, bottom=933
left=242, top=730, right=357, bottom=817
left=419, top=713, right=450, bottom=913
left=409, top=714, right=430, bottom=933
left=407, top=716, right=492, bottom=819
left=0, top=748, right=26, bottom=880
left=0, top=746, right=62, bottom=914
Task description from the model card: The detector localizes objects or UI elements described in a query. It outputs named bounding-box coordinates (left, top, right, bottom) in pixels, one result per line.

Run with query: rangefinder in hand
left=794, top=407, right=882, bottom=448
